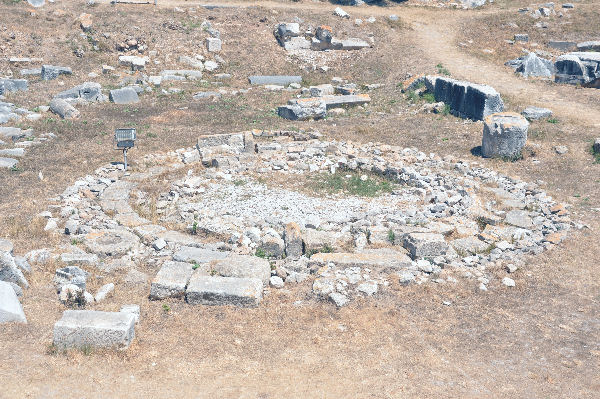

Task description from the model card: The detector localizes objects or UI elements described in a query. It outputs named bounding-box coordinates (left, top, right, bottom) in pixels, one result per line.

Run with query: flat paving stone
left=309, top=250, right=412, bottom=270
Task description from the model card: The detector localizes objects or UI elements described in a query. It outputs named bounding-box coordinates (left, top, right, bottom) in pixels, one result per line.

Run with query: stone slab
left=186, top=275, right=263, bottom=307
left=403, top=232, right=449, bottom=259
left=248, top=75, right=302, bottom=86
left=211, top=254, right=271, bottom=284
left=149, top=261, right=194, bottom=299
left=172, top=246, right=229, bottom=263
left=53, top=310, right=136, bottom=350
left=309, top=250, right=412, bottom=270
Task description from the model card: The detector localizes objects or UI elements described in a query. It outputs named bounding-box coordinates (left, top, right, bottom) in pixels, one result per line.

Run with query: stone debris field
left=1, top=0, right=599, bottom=396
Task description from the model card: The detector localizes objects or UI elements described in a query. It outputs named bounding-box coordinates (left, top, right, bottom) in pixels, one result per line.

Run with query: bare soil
left=0, top=0, right=599, bottom=397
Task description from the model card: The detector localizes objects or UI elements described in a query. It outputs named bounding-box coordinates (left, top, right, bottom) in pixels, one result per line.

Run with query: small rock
left=502, top=277, right=516, bottom=287
left=269, top=275, right=284, bottom=289
left=94, top=283, right=114, bottom=302
left=328, top=292, right=349, bottom=307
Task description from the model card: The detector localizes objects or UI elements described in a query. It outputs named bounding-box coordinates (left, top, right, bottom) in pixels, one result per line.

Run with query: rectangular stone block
left=186, top=275, right=263, bottom=307
left=320, top=94, right=371, bottom=109
left=403, top=232, right=449, bottom=259
left=53, top=310, right=136, bottom=350
left=150, top=261, right=194, bottom=299
left=427, top=76, right=504, bottom=121
left=248, top=75, right=302, bottom=86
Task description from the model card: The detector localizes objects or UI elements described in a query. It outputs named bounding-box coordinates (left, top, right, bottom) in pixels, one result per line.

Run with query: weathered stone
left=109, top=87, right=139, bottom=104
left=149, top=261, right=194, bottom=299
left=0, top=281, right=26, bottom=323
left=357, top=281, right=378, bottom=296
left=504, top=210, right=534, bottom=229
left=27, top=0, right=45, bottom=7
left=0, top=157, right=18, bottom=169
left=0, top=239, right=14, bottom=254
left=309, top=84, right=335, bottom=97
left=426, top=76, right=504, bottom=121
left=555, top=52, right=600, bottom=86
left=212, top=254, right=271, bottom=284
left=502, top=277, right=516, bottom=287
left=482, top=112, right=529, bottom=159
left=119, top=304, right=140, bottom=323
left=284, top=222, right=303, bottom=258
left=274, top=23, right=301, bottom=46
left=118, top=55, right=147, bottom=71
left=278, top=99, right=326, bottom=121
left=403, top=232, right=449, bottom=259
left=173, top=246, right=228, bottom=263
left=450, top=236, right=489, bottom=255
left=0, top=79, right=28, bottom=95
left=41, top=65, right=72, bottom=81
left=0, top=252, right=28, bottom=288
left=514, top=34, right=529, bottom=42
left=320, top=94, right=371, bottom=109
left=508, top=52, right=554, bottom=78
left=55, top=82, right=104, bottom=102
left=303, top=229, right=353, bottom=254
left=248, top=75, right=302, bottom=86
left=54, top=266, right=89, bottom=290
left=186, top=275, right=263, bottom=307
left=0, top=148, right=24, bottom=158
left=328, top=292, right=349, bottom=307
left=161, top=70, right=203, bottom=80
left=309, top=250, right=412, bottom=270
left=53, top=310, right=136, bottom=350
left=83, top=229, right=140, bottom=257
left=79, top=13, right=93, bottom=32
left=547, top=40, right=576, bottom=51
left=269, top=275, right=284, bottom=288
left=206, top=37, right=222, bottom=52
left=60, top=252, right=99, bottom=267
left=94, top=283, right=114, bottom=302
left=522, top=106, right=552, bottom=120
left=283, top=37, right=311, bottom=51
left=49, top=98, right=80, bottom=119
left=577, top=41, right=600, bottom=51
left=257, top=234, right=285, bottom=259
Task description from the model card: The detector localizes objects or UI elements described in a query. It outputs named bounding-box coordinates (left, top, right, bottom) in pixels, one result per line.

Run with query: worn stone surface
left=0, top=281, right=26, bottom=323
left=507, top=52, right=554, bottom=78
left=109, top=87, right=140, bottom=104
left=150, top=261, right=194, bottom=299
left=186, top=275, right=263, bottom=307
left=83, top=229, right=140, bottom=257
left=555, top=52, right=600, bottom=86
left=49, top=98, right=80, bottom=119
left=172, top=246, right=228, bottom=263
left=0, top=157, right=18, bottom=169
left=482, top=112, right=529, bottom=159
left=41, top=65, right=72, bottom=81
left=278, top=99, right=326, bottom=121
left=403, top=232, right=449, bottom=259
left=284, top=222, right=303, bottom=258
left=522, top=106, right=552, bottom=120
left=0, top=239, right=14, bottom=254
left=53, top=310, right=136, bottom=350
left=0, top=252, right=28, bottom=288
left=212, top=254, right=271, bottom=284
left=426, top=76, right=504, bottom=120
left=55, top=82, right=105, bottom=102
left=249, top=75, right=302, bottom=86
left=310, top=250, right=412, bottom=270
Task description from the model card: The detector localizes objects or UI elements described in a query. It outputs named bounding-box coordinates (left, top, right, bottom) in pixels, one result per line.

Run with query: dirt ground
left=0, top=0, right=599, bottom=397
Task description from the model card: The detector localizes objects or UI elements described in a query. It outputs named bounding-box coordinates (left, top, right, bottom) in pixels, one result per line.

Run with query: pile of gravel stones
left=39, top=130, right=576, bottom=308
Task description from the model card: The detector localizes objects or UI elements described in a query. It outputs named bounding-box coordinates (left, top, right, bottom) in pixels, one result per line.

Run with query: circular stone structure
left=44, top=131, right=572, bottom=307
